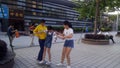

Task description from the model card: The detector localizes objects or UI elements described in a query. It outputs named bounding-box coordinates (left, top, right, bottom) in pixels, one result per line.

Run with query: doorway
left=9, top=19, right=25, bottom=31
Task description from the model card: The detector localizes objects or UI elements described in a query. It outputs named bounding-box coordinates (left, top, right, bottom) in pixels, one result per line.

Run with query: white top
left=63, top=28, right=74, bottom=40
left=97, top=31, right=102, bottom=34
left=104, top=32, right=110, bottom=36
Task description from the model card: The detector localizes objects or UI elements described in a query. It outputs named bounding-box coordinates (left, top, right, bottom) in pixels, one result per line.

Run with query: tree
left=72, top=0, right=120, bottom=19
left=72, top=0, right=120, bottom=34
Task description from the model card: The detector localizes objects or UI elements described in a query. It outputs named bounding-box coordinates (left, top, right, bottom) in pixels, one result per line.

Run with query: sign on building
left=0, top=4, right=9, bottom=19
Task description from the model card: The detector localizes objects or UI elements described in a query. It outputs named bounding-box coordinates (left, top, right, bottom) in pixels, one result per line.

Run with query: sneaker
left=46, top=61, right=51, bottom=65
left=38, top=60, right=45, bottom=64
left=67, top=66, right=71, bottom=68
left=34, top=56, right=38, bottom=61
left=56, top=63, right=64, bottom=66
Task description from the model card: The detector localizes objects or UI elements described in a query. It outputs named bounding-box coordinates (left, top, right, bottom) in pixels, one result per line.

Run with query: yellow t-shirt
left=33, top=24, right=47, bottom=39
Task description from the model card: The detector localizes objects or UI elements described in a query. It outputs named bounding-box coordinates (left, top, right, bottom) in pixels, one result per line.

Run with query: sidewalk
left=13, top=36, right=120, bottom=68
left=1, top=32, right=120, bottom=68
left=0, top=33, right=83, bottom=49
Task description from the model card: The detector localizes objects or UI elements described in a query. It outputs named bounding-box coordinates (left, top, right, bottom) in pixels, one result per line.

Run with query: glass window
left=38, top=6, right=42, bottom=9
left=39, top=13, right=42, bottom=16
left=33, top=12, right=36, bottom=15
left=38, top=2, right=42, bottom=5
left=32, top=5, right=36, bottom=8
left=32, top=1, right=37, bottom=4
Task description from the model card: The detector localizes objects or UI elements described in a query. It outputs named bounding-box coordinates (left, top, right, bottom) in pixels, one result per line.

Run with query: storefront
left=9, top=9, right=24, bottom=31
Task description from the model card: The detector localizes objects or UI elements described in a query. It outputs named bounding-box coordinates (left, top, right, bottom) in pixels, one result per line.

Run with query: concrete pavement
left=1, top=32, right=120, bottom=68
left=0, top=33, right=82, bottom=49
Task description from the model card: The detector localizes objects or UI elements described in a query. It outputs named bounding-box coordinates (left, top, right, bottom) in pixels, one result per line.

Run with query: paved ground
left=1, top=32, right=120, bottom=68
left=0, top=32, right=81, bottom=49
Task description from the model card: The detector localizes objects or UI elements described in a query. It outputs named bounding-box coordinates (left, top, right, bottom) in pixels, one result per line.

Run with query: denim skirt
left=64, top=40, right=74, bottom=48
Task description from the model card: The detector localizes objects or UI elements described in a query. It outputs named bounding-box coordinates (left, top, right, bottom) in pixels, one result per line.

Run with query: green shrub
left=53, top=27, right=93, bottom=33
left=73, top=28, right=83, bottom=33
left=73, top=27, right=93, bottom=33
left=101, top=27, right=112, bottom=32
left=88, top=28, right=93, bottom=32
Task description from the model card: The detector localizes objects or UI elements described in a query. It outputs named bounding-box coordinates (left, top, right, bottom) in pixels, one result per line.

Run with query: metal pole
left=116, top=12, right=119, bottom=31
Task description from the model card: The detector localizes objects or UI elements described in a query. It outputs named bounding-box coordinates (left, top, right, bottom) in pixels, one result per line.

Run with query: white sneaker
left=67, top=66, right=71, bottom=68
left=46, top=61, right=51, bottom=65
left=56, top=63, right=64, bottom=66
left=38, top=60, right=45, bottom=64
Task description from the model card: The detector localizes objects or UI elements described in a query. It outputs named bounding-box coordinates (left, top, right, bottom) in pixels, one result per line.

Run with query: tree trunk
left=94, top=0, right=100, bottom=34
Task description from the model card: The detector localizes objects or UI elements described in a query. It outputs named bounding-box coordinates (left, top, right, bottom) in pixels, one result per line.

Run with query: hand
left=55, top=32, right=59, bottom=35
left=13, top=29, right=17, bottom=32
left=63, top=36, right=66, bottom=39
left=57, top=35, right=65, bottom=40
left=15, top=29, right=18, bottom=31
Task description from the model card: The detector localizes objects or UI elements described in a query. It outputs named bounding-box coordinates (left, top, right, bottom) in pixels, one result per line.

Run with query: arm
left=63, top=29, right=74, bottom=39
left=33, top=26, right=38, bottom=34
left=63, top=34, right=73, bottom=39
left=56, top=32, right=64, bottom=36
left=55, top=31, right=64, bottom=39
left=11, top=28, right=17, bottom=34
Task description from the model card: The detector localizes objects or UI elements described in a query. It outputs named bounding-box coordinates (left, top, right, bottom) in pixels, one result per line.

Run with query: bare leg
left=61, top=47, right=67, bottom=64
left=30, top=34, right=32, bottom=46
left=31, top=35, right=34, bottom=45
left=47, top=48, right=51, bottom=62
left=66, top=47, right=72, bottom=66
left=30, top=34, right=34, bottom=46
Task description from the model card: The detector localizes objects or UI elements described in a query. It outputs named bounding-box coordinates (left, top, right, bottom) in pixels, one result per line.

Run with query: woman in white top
left=57, top=21, right=74, bottom=68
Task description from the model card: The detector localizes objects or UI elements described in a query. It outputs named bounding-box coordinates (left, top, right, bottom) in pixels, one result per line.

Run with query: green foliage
left=53, top=26, right=64, bottom=31
left=73, top=27, right=93, bottom=33
left=72, top=0, right=120, bottom=20
left=74, top=0, right=95, bottom=20
left=109, top=15, right=116, bottom=21
left=73, top=28, right=83, bottom=32
left=53, top=26, right=93, bottom=33
left=101, top=27, right=112, bottom=32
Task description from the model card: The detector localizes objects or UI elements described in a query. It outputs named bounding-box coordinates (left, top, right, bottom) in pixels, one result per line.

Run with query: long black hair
left=63, top=21, right=72, bottom=28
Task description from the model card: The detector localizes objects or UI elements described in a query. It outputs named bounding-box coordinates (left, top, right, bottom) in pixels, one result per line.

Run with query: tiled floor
left=13, top=40, right=120, bottom=68
left=1, top=32, right=120, bottom=68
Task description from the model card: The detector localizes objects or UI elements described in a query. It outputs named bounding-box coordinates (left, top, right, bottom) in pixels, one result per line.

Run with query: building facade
left=0, top=0, right=92, bottom=32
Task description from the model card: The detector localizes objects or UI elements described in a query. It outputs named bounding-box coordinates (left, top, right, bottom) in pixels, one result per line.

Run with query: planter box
left=116, top=31, right=120, bottom=37
left=81, top=38, right=109, bottom=45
